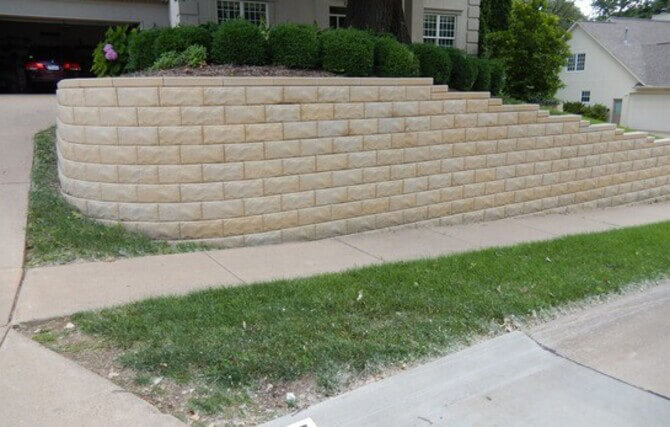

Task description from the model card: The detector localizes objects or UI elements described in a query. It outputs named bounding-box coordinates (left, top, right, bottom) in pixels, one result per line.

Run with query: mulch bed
left=125, top=64, right=338, bottom=78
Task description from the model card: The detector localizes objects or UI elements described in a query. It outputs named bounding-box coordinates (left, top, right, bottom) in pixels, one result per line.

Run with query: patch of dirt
left=125, top=65, right=338, bottom=78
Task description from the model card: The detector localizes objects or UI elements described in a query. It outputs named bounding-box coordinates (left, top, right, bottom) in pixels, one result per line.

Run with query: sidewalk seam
left=203, top=252, right=247, bottom=284
left=332, top=237, right=384, bottom=261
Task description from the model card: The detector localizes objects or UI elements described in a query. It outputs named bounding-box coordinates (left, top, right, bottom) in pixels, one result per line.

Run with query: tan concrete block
left=318, top=86, right=349, bottom=102
left=402, top=206, right=428, bottom=224
left=160, top=87, right=203, bottom=106
left=158, top=165, right=202, bottom=183
left=281, top=191, right=314, bottom=210
left=84, top=88, right=117, bottom=106
left=137, top=146, right=180, bottom=164
left=334, top=103, right=365, bottom=119
left=137, top=184, right=180, bottom=202
left=284, top=86, right=318, bottom=103
left=498, top=112, right=519, bottom=125
left=454, top=114, right=477, bottom=128
left=244, top=195, right=281, bottom=215
left=97, top=107, right=137, bottom=126
left=376, top=180, right=403, bottom=197
left=246, top=86, right=283, bottom=104
left=180, top=106, right=224, bottom=125
left=180, top=220, right=223, bottom=239
left=202, top=200, right=244, bottom=219
left=376, top=211, right=404, bottom=228
left=118, top=165, right=158, bottom=184
left=363, top=166, right=390, bottom=183
left=477, top=113, right=498, bottom=127
left=406, top=116, right=431, bottom=131
left=443, top=128, right=466, bottom=143
left=180, top=145, right=224, bottom=164
left=72, top=107, right=99, bottom=125
left=348, top=151, right=376, bottom=169
left=202, top=163, right=243, bottom=182
left=318, top=120, right=349, bottom=137
left=81, top=126, right=115, bottom=145
left=223, top=180, right=264, bottom=200
left=158, top=126, right=202, bottom=145
left=440, top=158, right=465, bottom=173
left=137, top=107, right=181, bottom=126
left=99, top=145, right=136, bottom=164
left=379, top=86, right=406, bottom=101
left=82, top=163, right=118, bottom=182
left=241, top=159, right=281, bottom=179
left=262, top=175, right=298, bottom=195
left=365, top=102, right=393, bottom=118
left=475, top=140, right=497, bottom=155
left=100, top=183, right=137, bottom=202
left=333, top=169, right=363, bottom=187
left=315, top=187, right=348, bottom=205
left=347, top=183, right=376, bottom=201
left=266, top=104, right=301, bottom=122
left=361, top=197, right=389, bottom=215
left=180, top=183, right=224, bottom=201
left=69, top=179, right=100, bottom=199
left=518, top=111, right=538, bottom=124
left=300, top=172, right=332, bottom=190
left=430, top=115, right=454, bottom=130
left=118, top=87, right=158, bottom=106
left=284, top=156, right=316, bottom=174
left=203, top=125, right=245, bottom=144
left=116, top=127, right=157, bottom=146
left=403, top=176, right=428, bottom=193
left=392, top=101, right=419, bottom=117
left=333, top=202, right=363, bottom=220
left=263, top=211, right=298, bottom=231
left=119, top=203, right=158, bottom=221
left=379, top=117, right=405, bottom=134
left=316, top=154, right=348, bottom=172
left=57, top=88, right=84, bottom=106
left=284, top=121, right=317, bottom=139
left=203, top=87, right=246, bottom=105
left=265, top=140, right=300, bottom=159
left=57, top=105, right=75, bottom=124
left=391, top=164, right=416, bottom=180
left=443, top=100, right=466, bottom=114
left=442, top=186, right=463, bottom=202
left=159, top=203, right=202, bottom=221
left=86, top=201, right=118, bottom=220
left=301, top=103, right=334, bottom=120
left=224, top=143, right=264, bottom=161
left=245, top=123, right=283, bottom=142
left=406, top=86, right=431, bottom=101
left=363, top=134, right=392, bottom=150
left=349, top=118, right=378, bottom=135
left=331, top=136, right=362, bottom=153
left=466, top=99, right=489, bottom=113
left=389, top=193, right=416, bottom=210
left=351, top=86, right=379, bottom=102
left=299, top=206, right=332, bottom=225
left=225, top=105, right=265, bottom=124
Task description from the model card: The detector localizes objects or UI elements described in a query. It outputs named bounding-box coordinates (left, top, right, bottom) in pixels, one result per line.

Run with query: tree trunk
left=347, top=0, right=411, bottom=44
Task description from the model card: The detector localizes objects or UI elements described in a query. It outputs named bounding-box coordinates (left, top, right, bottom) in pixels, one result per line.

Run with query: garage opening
left=0, top=18, right=135, bottom=93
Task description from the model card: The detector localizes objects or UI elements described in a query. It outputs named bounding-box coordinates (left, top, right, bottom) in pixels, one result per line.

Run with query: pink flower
left=103, top=44, right=113, bottom=52
left=105, top=48, right=118, bottom=61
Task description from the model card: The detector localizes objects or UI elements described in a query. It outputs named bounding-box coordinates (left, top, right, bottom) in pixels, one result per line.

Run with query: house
left=557, top=15, right=670, bottom=132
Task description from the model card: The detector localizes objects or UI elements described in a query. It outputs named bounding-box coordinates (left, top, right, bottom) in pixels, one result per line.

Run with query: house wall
left=171, top=0, right=479, bottom=53
left=0, top=0, right=169, bottom=28
left=557, top=26, right=639, bottom=120
left=622, top=88, right=670, bottom=132
left=54, top=76, right=670, bottom=245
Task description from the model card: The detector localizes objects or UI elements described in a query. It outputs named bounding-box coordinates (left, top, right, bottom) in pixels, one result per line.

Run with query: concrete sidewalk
left=266, top=283, right=670, bottom=427
left=13, top=201, right=670, bottom=323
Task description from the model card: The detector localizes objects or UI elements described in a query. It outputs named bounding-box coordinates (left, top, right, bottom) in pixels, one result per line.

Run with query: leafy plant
left=268, top=23, right=320, bottom=69
left=127, top=28, right=161, bottom=72
left=410, top=43, right=452, bottom=85
left=153, top=25, right=212, bottom=58
left=373, top=36, right=419, bottom=77
left=489, top=59, right=506, bottom=95
left=320, top=28, right=375, bottom=76
left=91, top=25, right=136, bottom=77
left=472, top=58, right=492, bottom=91
left=150, top=45, right=207, bottom=70
left=486, top=0, right=571, bottom=101
left=445, top=48, right=478, bottom=90
left=211, top=19, right=268, bottom=65
left=564, top=101, right=610, bottom=121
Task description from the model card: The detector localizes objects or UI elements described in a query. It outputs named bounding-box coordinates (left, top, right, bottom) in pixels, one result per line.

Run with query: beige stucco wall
left=622, top=88, right=670, bottom=132
left=557, top=26, right=640, bottom=120
left=0, top=0, right=169, bottom=28
left=55, top=76, right=670, bottom=246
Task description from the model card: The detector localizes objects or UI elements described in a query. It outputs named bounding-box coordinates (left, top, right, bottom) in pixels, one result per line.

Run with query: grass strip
left=73, top=220, right=670, bottom=398
left=26, top=127, right=203, bottom=266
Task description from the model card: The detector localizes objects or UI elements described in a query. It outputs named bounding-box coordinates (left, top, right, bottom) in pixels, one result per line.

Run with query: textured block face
left=57, top=77, right=668, bottom=243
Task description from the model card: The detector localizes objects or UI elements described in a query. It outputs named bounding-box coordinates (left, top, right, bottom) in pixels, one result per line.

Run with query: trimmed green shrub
left=92, top=25, right=136, bottom=77
left=373, top=37, right=419, bottom=77
left=127, top=28, right=160, bottom=72
left=489, top=60, right=505, bottom=96
left=563, top=101, right=586, bottom=115
left=472, top=58, right=492, bottom=91
left=211, top=19, right=267, bottom=65
left=153, top=26, right=211, bottom=58
left=444, top=48, right=478, bottom=90
left=587, top=103, right=610, bottom=121
left=410, top=43, right=452, bottom=85
left=150, top=45, right=208, bottom=70
left=268, top=23, right=319, bottom=69
left=320, top=28, right=375, bottom=76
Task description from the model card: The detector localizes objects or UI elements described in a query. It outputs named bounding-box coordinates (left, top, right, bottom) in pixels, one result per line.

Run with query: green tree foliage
left=479, top=0, right=513, bottom=55
left=544, top=0, right=586, bottom=29
left=373, top=36, right=419, bottom=77
left=487, top=0, right=571, bottom=100
left=592, top=0, right=669, bottom=19
left=91, top=25, right=136, bottom=77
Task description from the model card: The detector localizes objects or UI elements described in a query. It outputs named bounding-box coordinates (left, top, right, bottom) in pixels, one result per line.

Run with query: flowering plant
left=92, top=25, right=137, bottom=77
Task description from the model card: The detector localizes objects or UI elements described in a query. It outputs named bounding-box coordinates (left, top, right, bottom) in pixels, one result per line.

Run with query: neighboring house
left=557, top=15, right=670, bottom=132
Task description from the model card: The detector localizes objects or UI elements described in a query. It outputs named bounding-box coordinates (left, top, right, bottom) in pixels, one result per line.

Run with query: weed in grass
left=26, top=128, right=206, bottom=266
left=33, top=331, right=57, bottom=345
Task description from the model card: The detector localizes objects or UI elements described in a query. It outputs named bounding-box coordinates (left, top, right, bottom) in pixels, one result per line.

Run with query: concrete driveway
left=0, top=94, right=56, bottom=326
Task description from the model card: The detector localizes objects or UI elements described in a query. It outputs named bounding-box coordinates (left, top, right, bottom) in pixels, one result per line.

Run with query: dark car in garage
left=23, top=49, right=82, bottom=91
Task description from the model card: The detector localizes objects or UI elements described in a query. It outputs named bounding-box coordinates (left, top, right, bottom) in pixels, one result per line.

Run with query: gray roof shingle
left=578, top=17, right=670, bottom=86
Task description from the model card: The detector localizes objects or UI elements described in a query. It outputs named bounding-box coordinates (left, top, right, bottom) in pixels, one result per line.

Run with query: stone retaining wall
left=55, top=77, right=670, bottom=246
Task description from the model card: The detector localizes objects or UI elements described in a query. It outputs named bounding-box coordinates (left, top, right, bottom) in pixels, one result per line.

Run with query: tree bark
left=347, top=0, right=411, bottom=44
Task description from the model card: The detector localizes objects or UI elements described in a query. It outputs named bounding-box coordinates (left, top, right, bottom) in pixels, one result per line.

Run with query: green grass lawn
left=26, top=128, right=204, bottom=266
left=63, top=220, right=670, bottom=414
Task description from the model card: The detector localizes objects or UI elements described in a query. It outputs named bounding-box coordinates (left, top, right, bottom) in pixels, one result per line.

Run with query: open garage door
left=0, top=18, right=135, bottom=93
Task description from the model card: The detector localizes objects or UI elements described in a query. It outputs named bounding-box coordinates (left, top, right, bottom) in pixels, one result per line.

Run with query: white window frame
left=329, top=6, right=347, bottom=28
left=423, top=12, right=456, bottom=47
left=567, top=53, right=586, bottom=72
left=581, top=90, right=591, bottom=103
left=217, top=1, right=269, bottom=25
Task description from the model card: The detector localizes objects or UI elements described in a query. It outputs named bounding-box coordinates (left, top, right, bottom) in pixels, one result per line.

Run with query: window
left=217, top=1, right=268, bottom=25
left=329, top=6, right=347, bottom=28
left=581, top=90, right=591, bottom=103
left=423, top=13, right=456, bottom=47
left=567, top=53, right=586, bottom=71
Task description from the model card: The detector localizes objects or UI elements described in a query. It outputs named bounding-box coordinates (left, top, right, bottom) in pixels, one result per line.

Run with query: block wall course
left=56, top=77, right=670, bottom=242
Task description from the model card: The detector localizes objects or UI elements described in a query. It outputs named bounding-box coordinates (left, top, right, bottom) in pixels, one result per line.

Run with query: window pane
left=217, top=1, right=240, bottom=23
left=567, top=54, right=575, bottom=71
left=244, top=2, right=267, bottom=25
left=439, top=15, right=455, bottom=39
left=581, top=91, right=590, bottom=102
left=576, top=53, right=586, bottom=71
left=424, top=14, right=437, bottom=38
